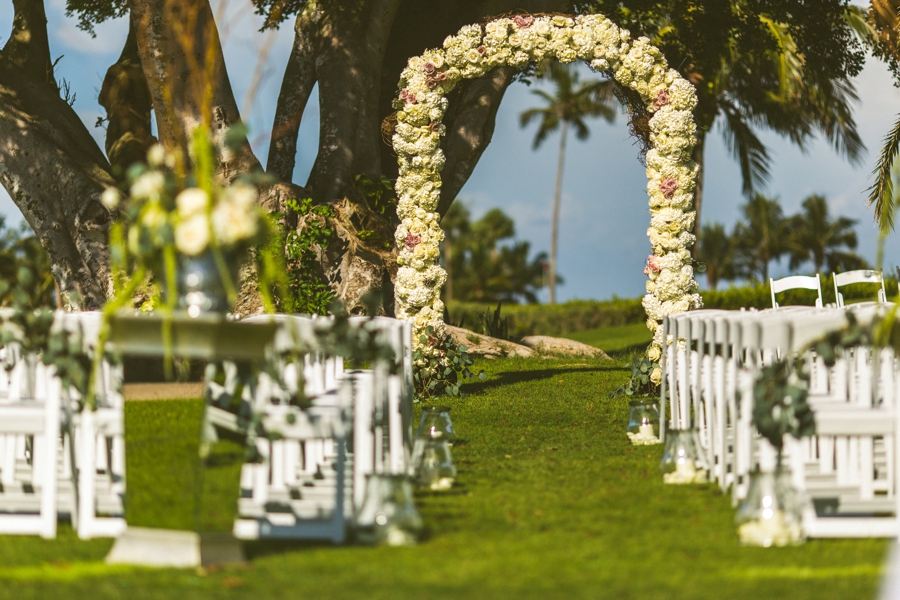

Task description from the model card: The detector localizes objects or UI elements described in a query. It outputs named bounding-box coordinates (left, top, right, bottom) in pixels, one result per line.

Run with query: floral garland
left=391, top=13, right=703, bottom=375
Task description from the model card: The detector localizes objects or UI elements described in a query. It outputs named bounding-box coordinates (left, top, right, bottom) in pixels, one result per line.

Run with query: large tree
left=1, top=0, right=867, bottom=312
left=3, top=0, right=572, bottom=311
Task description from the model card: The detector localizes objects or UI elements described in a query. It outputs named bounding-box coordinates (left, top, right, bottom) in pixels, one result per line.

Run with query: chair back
left=833, top=270, right=887, bottom=307
left=769, top=274, right=823, bottom=308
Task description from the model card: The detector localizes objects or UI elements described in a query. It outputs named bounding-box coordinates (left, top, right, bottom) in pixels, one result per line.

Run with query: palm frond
left=719, top=99, right=771, bottom=194
left=866, top=112, right=900, bottom=232
left=843, top=4, right=879, bottom=48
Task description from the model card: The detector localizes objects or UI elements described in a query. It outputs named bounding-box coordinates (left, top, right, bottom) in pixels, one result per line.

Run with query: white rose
left=212, top=197, right=258, bottom=245
left=175, top=214, right=210, bottom=256
left=176, top=187, right=209, bottom=218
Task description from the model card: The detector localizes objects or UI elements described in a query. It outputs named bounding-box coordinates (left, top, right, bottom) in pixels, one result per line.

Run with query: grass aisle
left=0, top=349, right=887, bottom=598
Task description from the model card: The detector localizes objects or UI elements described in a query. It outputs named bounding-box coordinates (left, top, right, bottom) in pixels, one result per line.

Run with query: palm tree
left=520, top=62, right=616, bottom=305
left=787, top=194, right=868, bottom=273
left=586, top=2, right=866, bottom=244
left=697, top=222, right=737, bottom=290
left=733, top=194, right=791, bottom=282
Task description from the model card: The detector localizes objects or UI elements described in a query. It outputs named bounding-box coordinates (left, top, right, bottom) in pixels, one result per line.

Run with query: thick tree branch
left=3, top=0, right=55, bottom=89
left=438, top=66, right=517, bottom=215
left=131, top=0, right=260, bottom=178
left=99, top=17, right=157, bottom=179
left=0, top=57, right=113, bottom=308
left=267, top=2, right=322, bottom=182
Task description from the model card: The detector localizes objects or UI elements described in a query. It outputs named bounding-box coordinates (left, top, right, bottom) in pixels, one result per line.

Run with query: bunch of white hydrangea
left=392, top=12, right=703, bottom=370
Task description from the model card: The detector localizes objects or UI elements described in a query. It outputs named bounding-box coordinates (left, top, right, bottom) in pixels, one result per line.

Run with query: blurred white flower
left=176, top=187, right=209, bottom=218
left=212, top=196, right=258, bottom=245
left=175, top=214, right=210, bottom=256
left=101, top=187, right=120, bottom=210
left=131, top=171, right=166, bottom=201
left=146, top=144, right=166, bottom=167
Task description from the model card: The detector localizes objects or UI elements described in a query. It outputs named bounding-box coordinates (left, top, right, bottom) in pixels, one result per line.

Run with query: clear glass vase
left=659, top=428, right=710, bottom=484
left=626, top=400, right=661, bottom=445
left=735, top=469, right=804, bottom=547
left=416, top=405, right=456, bottom=442
left=410, top=437, right=457, bottom=490
left=178, top=251, right=238, bottom=315
left=355, top=474, right=423, bottom=546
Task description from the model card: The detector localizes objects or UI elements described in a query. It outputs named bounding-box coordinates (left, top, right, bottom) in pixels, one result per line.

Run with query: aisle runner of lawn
left=0, top=355, right=887, bottom=599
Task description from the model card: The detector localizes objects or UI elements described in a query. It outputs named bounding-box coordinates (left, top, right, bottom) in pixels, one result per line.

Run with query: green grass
left=0, top=357, right=887, bottom=599
left=565, top=322, right=653, bottom=354
left=125, top=400, right=244, bottom=532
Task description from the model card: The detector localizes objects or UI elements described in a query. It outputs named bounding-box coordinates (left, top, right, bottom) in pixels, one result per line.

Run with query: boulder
left=520, top=336, right=612, bottom=360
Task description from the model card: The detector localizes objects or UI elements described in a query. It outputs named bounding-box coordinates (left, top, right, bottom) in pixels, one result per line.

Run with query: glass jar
left=626, top=400, right=661, bottom=445
left=659, top=429, right=710, bottom=484
left=735, top=469, right=804, bottom=547
left=416, top=405, right=456, bottom=442
left=410, top=437, right=457, bottom=490
left=355, top=474, right=423, bottom=546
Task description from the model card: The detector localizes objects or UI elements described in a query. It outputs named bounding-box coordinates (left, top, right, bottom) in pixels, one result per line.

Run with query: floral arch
left=391, top=13, right=702, bottom=372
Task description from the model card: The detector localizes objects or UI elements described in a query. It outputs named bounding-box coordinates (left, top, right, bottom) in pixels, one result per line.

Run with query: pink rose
left=513, top=15, right=534, bottom=28
left=400, top=88, right=417, bottom=104
left=658, top=178, right=678, bottom=199
left=646, top=255, right=661, bottom=273
left=652, top=89, right=670, bottom=111
left=477, top=46, right=486, bottom=54
left=424, top=62, right=436, bottom=75
left=404, top=232, right=421, bottom=252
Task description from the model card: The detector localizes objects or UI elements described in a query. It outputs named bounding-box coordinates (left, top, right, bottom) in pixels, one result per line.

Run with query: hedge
left=447, top=273, right=899, bottom=338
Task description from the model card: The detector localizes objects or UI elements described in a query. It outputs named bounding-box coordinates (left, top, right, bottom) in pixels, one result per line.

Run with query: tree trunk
left=549, top=121, right=568, bottom=305
left=691, top=131, right=705, bottom=255
left=0, top=1, right=112, bottom=309
left=99, top=18, right=157, bottom=180
left=130, top=0, right=259, bottom=178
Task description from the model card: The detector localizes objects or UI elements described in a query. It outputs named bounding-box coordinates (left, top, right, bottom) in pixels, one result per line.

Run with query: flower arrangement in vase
left=101, top=127, right=278, bottom=317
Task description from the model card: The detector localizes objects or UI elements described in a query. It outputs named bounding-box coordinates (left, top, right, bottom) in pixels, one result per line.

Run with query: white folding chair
left=834, top=270, right=887, bottom=307
left=770, top=274, right=823, bottom=308
left=0, top=370, right=61, bottom=538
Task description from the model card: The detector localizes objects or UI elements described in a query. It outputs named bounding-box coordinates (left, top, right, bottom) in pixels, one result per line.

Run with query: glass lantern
left=626, top=400, right=661, bottom=445
left=735, top=469, right=804, bottom=547
left=355, top=474, right=423, bottom=546
left=659, top=429, right=710, bottom=484
left=416, top=405, right=456, bottom=442
left=410, top=437, right=457, bottom=490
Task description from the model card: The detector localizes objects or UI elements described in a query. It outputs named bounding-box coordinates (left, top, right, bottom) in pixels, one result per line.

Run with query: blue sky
left=2, top=0, right=899, bottom=302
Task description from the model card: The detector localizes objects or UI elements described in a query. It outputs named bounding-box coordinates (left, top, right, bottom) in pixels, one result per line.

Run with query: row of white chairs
left=770, top=269, right=887, bottom=309
left=0, top=311, right=125, bottom=539
left=661, top=303, right=900, bottom=537
left=0, top=311, right=415, bottom=544
left=223, top=314, right=414, bottom=543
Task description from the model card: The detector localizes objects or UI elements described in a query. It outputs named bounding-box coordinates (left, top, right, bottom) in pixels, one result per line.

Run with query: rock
left=520, top=336, right=612, bottom=360
left=444, top=326, right=612, bottom=360
left=445, top=325, right=534, bottom=359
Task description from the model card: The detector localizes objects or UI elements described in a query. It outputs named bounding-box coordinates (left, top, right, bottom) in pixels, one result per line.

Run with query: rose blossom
left=424, top=62, right=436, bottom=74
left=404, top=232, right=421, bottom=252
left=646, top=255, right=661, bottom=272
left=652, top=89, right=670, bottom=111
left=513, top=15, right=534, bottom=28
left=658, top=178, right=678, bottom=199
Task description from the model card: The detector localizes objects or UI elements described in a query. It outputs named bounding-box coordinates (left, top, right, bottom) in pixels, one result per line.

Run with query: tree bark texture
left=99, top=18, right=158, bottom=179
left=0, top=1, right=112, bottom=309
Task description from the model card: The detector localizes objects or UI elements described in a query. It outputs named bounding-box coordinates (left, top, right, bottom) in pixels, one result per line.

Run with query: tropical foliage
left=441, top=203, right=550, bottom=305
left=579, top=0, right=867, bottom=239
left=698, top=194, right=867, bottom=287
